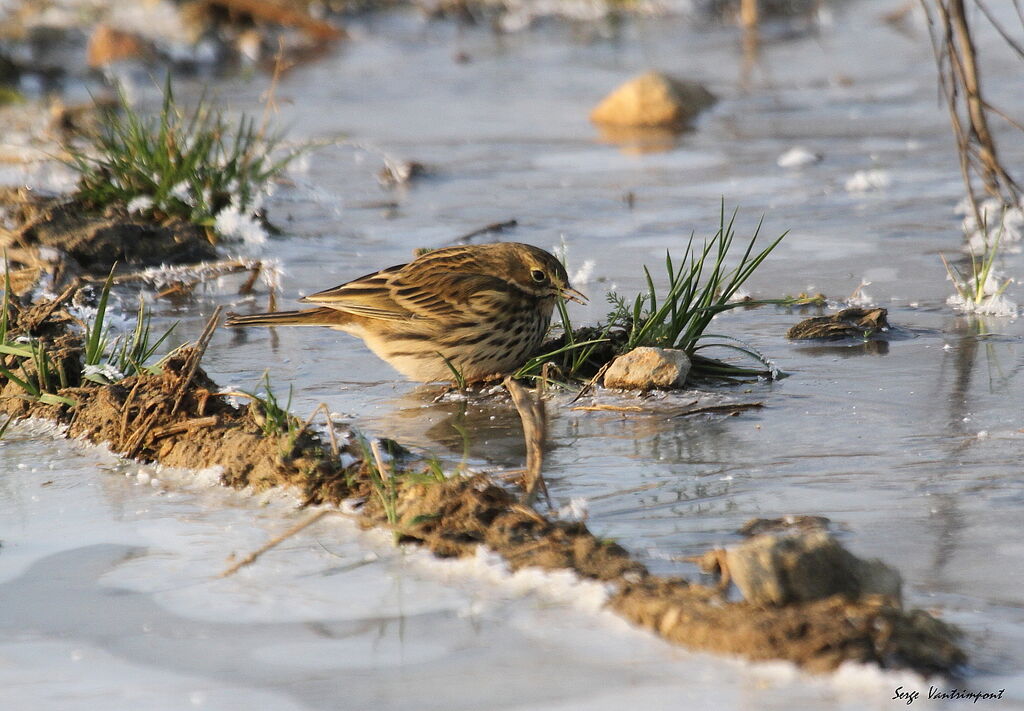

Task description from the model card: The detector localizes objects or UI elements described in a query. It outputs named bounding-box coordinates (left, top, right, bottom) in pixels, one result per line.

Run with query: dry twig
left=922, top=0, right=1020, bottom=226
left=219, top=509, right=333, bottom=578
left=453, top=219, right=518, bottom=244
left=170, top=306, right=222, bottom=416
left=503, top=376, right=549, bottom=505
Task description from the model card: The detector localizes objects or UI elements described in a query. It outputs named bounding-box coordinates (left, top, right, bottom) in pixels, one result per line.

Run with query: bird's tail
left=224, top=307, right=350, bottom=328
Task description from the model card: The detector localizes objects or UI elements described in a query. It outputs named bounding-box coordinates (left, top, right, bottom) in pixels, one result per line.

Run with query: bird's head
left=499, top=243, right=588, bottom=305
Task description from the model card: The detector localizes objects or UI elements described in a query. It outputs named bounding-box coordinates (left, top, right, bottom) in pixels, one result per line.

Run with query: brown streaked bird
left=224, top=242, right=587, bottom=382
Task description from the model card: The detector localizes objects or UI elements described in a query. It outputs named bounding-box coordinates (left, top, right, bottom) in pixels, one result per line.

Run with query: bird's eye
left=531, top=269, right=547, bottom=283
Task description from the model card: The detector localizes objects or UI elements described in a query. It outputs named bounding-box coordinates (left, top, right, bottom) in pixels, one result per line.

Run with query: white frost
left=214, top=199, right=268, bottom=245
left=82, top=363, right=125, bottom=382
left=946, top=292, right=1018, bottom=316
left=961, top=198, right=1024, bottom=255
left=570, top=260, right=596, bottom=286
left=126, top=195, right=154, bottom=214
left=844, top=169, right=891, bottom=193
left=168, top=180, right=195, bottom=206
left=557, top=497, right=589, bottom=522
left=777, top=146, right=821, bottom=168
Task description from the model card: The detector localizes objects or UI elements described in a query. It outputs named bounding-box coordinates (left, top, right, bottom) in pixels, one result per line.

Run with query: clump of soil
left=611, top=579, right=964, bottom=674
left=362, top=475, right=646, bottom=580
left=1, top=188, right=217, bottom=277
left=0, top=278, right=966, bottom=675
left=787, top=307, right=891, bottom=340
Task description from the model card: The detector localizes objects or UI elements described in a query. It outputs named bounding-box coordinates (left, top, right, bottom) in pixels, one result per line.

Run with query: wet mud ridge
left=0, top=285, right=965, bottom=675
left=0, top=187, right=218, bottom=279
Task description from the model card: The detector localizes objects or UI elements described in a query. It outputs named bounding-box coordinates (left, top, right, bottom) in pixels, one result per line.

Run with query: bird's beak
left=562, top=286, right=588, bottom=304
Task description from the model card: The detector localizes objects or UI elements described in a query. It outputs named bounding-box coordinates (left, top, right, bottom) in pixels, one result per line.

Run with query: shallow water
left=4, top=0, right=1024, bottom=707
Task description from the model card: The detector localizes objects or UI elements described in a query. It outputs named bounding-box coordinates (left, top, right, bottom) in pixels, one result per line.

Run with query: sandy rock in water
left=590, top=71, right=716, bottom=129
left=603, top=347, right=691, bottom=390
left=725, top=530, right=903, bottom=606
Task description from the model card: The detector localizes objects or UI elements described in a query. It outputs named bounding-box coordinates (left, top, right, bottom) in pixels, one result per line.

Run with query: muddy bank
left=0, top=276, right=966, bottom=675
left=1, top=187, right=218, bottom=277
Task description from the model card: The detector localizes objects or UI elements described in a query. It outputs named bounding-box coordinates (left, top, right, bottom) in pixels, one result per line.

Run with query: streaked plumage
left=225, top=242, right=586, bottom=382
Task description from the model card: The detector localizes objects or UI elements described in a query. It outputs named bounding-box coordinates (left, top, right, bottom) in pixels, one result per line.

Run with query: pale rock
left=725, top=530, right=902, bottom=607
left=603, top=347, right=691, bottom=390
left=590, top=71, right=716, bottom=129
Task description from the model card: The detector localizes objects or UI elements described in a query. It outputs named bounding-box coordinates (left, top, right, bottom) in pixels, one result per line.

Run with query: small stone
left=725, top=530, right=902, bottom=606
left=603, top=347, right=691, bottom=390
left=590, top=71, right=716, bottom=129
left=87, top=25, right=152, bottom=68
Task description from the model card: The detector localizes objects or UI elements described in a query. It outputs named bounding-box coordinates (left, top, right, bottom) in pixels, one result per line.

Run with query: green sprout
left=66, top=76, right=297, bottom=238
left=517, top=204, right=785, bottom=384
left=942, top=212, right=1013, bottom=312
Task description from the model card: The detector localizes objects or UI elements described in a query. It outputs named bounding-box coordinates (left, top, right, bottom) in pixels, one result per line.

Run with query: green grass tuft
left=243, top=372, right=302, bottom=442
left=517, top=204, right=786, bottom=385
left=81, top=272, right=177, bottom=385
left=942, top=211, right=1012, bottom=310
left=66, top=76, right=296, bottom=237
left=0, top=259, right=74, bottom=407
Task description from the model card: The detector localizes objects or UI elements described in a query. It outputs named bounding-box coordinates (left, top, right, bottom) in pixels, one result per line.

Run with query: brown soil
left=1, top=188, right=217, bottom=276
left=0, top=277, right=966, bottom=675
left=612, top=580, right=963, bottom=674
left=787, top=307, right=892, bottom=340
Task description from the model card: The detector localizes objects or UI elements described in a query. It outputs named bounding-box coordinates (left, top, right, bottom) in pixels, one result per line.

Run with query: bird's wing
left=388, top=270, right=516, bottom=320
left=300, top=263, right=411, bottom=320
left=301, top=262, right=514, bottom=322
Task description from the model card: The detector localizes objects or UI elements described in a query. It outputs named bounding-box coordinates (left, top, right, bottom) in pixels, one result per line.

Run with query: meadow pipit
left=225, top=242, right=587, bottom=382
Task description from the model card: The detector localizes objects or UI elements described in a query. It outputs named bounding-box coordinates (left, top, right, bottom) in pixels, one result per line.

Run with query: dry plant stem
left=673, top=401, right=764, bottom=418
left=982, top=100, right=1024, bottom=133
left=219, top=509, right=333, bottom=578
left=452, top=219, right=518, bottom=244
left=924, top=0, right=984, bottom=228
left=259, top=38, right=289, bottom=137
left=25, top=280, right=79, bottom=330
left=571, top=404, right=646, bottom=413
left=150, top=415, right=219, bottom=439
left=369, top=439, right=389, bottom=484
left=170, top=306, right=222, bottom=416
left=81, top=260, right=268, bottom=298
left=117, top=379, right=143, bottom=448
left=302, top=403, right=340, bottom=458
left=503, top=376, right=549, bottom=505
left=946, top=0, right=1017, bottom=197
left=923, top=0, right=1019, bottom=225
left=568, top=361, right=611, bottom=404
left=739, top=0, right=759, bottom=28
left=974, top=0, right=1024, bottom=60
left=124, top=408, right=163, bottom=458
left=238, top=263, right=262, bottom=295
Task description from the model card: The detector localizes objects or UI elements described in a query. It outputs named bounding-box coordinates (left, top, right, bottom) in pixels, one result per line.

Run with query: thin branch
left=974, top=0, right=1024, bottom=61
left=219, top=510, right=333, bottom=577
